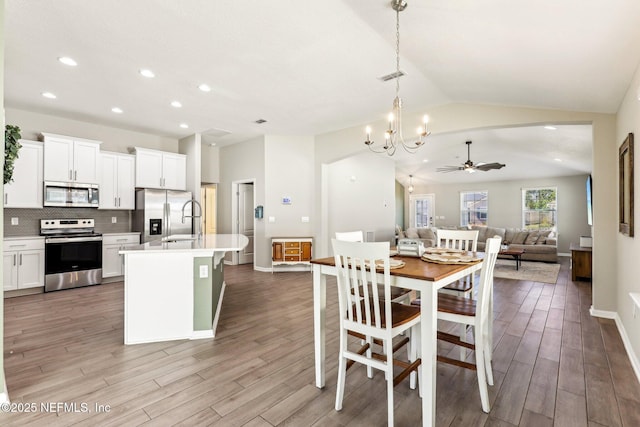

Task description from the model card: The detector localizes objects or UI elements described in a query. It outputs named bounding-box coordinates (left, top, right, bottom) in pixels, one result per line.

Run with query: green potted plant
left=4, top=124, right=22, bottom=184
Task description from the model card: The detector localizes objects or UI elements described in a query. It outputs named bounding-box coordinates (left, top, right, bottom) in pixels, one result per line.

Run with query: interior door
left=409, top=193, right=435, bottom=228
left=238, top=183, right=254, bottom=264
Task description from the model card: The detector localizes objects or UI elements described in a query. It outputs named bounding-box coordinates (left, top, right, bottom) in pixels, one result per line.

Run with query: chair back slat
left=436, top=229, right=479, bottom=252
left=332, top=239, right=391, bottom=332
left=477, top=236, right=501, bottom=326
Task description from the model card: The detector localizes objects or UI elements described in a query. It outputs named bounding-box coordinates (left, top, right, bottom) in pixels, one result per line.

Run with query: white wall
left=327, top=151, right=396, bottom=247
left=264, top=135, right=314, bottom=238
left=412, top=174, right=592, bottom=253
left=614, top=62, right=640, bottom=371
left=201, top=144, right=220, bottom=184
left=218, top=136, right=266, bottom=266
left=6, top=108, right=179, bottom=153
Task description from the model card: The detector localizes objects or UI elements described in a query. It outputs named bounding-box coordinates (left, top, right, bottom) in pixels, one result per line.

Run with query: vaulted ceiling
left=5, top=1, right=639, bottom=182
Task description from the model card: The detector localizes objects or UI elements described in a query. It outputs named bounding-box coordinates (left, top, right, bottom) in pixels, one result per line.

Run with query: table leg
left=420, top=285, right=438, bottom=427
left=313, top=265, right=326, bottom=388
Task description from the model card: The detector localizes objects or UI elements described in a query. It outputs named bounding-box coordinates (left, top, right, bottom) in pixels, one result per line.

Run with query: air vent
left=255, top=119, right=267, bottom=124
left=378, top=71, right=405, bottom=82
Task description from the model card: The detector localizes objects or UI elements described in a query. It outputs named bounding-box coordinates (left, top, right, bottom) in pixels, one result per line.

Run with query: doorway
left=237, top=182, right=254, bottom=265
left=409, top=193, right=435, bottom=228
left=200, top=184, right=217, bottom=234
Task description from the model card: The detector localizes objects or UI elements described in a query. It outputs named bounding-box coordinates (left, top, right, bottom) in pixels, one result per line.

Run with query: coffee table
left=499, top=248, right=525, bottom=270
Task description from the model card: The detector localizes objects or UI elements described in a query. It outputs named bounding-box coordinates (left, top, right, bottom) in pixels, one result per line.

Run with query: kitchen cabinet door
left=44, top=135, right=74, bottom=182
left=100, top=153, right=118, bottom=209
left=102, top=245, right=122, bottom=278
left=162, top=153, right=186, bottom=190
left=117, top=155, right=135, bottom=209
left=18, top=250, right=45, bottom=289
left=135, top=149, right=164, bottom=188
left=74, top=140, right=101, bottom=184
left=3, top=252, right=18, bottom=291
left=5, top=140, right=43, bottom=208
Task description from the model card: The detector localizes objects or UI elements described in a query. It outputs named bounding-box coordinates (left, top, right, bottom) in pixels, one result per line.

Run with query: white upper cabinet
left=133, top=147, right=186, bottom=190
left=4, top=140, right=44, bottom=208
left=42, top=133, right=101, bottom=184
left=100, top=152, right=135, bottom=210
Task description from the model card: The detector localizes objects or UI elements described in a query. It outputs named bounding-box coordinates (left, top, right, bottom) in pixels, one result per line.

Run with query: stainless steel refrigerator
left=133, top=189, right=193, bottom=243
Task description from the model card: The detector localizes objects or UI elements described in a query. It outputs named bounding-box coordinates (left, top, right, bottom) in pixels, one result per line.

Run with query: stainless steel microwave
left=44, top=181, right=99, bottom=208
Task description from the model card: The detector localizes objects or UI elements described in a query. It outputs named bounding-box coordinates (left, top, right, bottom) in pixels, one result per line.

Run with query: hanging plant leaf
left=4, top=125, right=22, bottom=185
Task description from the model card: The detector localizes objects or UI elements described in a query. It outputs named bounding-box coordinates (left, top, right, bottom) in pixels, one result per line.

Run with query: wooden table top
left=499, top=248, right=525, bottom=256
left=310, top=253, right=484, bottom=282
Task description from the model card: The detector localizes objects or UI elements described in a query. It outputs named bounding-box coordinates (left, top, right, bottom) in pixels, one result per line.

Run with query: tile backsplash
left=4, top=208, right=131, bottom=236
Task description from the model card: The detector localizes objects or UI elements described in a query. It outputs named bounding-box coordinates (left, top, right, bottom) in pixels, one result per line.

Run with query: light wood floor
left=1, top=258, right=639, bottom=426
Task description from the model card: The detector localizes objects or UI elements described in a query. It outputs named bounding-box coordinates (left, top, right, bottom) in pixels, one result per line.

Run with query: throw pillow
left=512, top=231, right=529, bottom=244
left=535, top=230, right=552, bottom=244
left=504, top=228, right=518, bottom=245
left=524, top=231, right=539, bottom=245
left=417, top=228, right=436, bottom=240
left=405, top=229, right=419, bottom=239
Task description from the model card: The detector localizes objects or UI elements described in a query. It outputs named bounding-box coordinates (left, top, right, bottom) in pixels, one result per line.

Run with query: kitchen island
left=119, top=234, right=248, bottom=345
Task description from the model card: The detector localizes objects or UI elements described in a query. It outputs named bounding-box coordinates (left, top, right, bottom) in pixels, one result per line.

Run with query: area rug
left=493, top=259, right=560, bottom=284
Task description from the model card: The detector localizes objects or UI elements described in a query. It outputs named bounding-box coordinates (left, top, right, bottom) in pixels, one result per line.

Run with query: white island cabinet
left=120, top=234, right=248, bottom=344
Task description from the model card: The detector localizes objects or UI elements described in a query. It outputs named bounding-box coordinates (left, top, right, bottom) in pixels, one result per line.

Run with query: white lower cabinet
left=102, top=233, right=140, bottom=278
left=3, top=238, right=45, bottom=291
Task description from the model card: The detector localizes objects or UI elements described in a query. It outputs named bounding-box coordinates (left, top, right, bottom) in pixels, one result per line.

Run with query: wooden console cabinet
left=272, top=238, right=312, bottom=271
left=570, top=243, right=592, bottom=281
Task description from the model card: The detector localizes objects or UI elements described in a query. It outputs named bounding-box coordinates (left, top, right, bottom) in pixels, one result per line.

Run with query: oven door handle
left=45, top=236, right=103, bottom=244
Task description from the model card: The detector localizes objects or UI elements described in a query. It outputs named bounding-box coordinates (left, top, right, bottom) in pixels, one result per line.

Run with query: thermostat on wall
left=282, top=196, right=292, bottom=205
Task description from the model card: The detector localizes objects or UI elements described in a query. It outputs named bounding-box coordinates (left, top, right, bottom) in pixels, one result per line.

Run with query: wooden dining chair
left=436, top=236, right=501, bottom=413
left=436, top=229, right=479, bottom=298
left=335, top=231, right=412, bottom=304
left=332, top=239, right=421, bottom=427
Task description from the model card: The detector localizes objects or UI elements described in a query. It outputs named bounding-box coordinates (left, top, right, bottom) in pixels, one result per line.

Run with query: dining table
left=311, top=252, right=484, bottom=427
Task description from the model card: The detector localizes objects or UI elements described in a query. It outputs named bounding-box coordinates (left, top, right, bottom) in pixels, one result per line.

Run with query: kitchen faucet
left=181, top=199, right=203, bottom=238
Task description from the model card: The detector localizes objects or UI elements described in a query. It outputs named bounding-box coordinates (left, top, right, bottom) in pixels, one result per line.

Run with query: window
left=522, top=187, right=557, bottom=230
left=460, top=191, right=488, bottom=226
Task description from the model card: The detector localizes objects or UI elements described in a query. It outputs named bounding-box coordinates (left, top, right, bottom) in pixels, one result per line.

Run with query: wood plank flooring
left=1, top=258, right=639, bottom=426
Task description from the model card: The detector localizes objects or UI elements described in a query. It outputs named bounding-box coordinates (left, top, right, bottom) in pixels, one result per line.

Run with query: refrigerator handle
left=166, top=202, right=171, bottom=237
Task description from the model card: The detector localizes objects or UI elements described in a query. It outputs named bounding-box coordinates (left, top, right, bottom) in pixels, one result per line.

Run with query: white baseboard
left=590, top=306, right=640, bottom=384
left=1, top=375, right=9, bottom=403
left=270, top=266, right=313, bottom=273
left=558, top=252, right=570, bottom=257
left=254, top=265, right=272, bottom=273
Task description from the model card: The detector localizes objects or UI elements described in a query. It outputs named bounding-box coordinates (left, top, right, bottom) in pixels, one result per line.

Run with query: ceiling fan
left=437, top=141, right=506, bottom=173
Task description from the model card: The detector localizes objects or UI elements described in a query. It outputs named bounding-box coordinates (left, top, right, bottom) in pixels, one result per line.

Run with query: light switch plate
left=301, top=216, right=309, bottom=223
left=268, top=216, right=276, bottom=223
left=11, top=217, right=18, bottom=225
left=199, top=265, right=209, bottom=278
left=112, top=217, right=117, bottom=223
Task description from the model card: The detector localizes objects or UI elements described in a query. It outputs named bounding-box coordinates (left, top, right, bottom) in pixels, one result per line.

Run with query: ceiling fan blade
left=436, top=166, right=464, bottom=172
left=475, top=162, right=506, bottom=171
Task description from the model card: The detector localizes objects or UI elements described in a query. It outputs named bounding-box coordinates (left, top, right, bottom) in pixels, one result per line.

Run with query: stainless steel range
left=41, top=219, right=102, bottom=292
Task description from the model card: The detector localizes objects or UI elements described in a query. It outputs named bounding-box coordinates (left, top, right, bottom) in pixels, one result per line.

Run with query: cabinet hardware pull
left=19, top=254, right=22, bottom=265
left=74, top=170, right=77, bottom=181
left=69, top=170, right=73, bottom=180
left=118, top=197, right=121, bottom=207
left=115, top=197, right=118, bottom=207
left=13, top=254, right=16, bottom=266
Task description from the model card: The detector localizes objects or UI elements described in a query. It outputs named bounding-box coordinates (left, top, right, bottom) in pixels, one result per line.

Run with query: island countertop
left=120, top=233, right=249, bottom=255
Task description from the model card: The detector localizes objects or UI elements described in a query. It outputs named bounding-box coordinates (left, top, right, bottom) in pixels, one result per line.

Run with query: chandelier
left=364, top=0, right=430, bottom=156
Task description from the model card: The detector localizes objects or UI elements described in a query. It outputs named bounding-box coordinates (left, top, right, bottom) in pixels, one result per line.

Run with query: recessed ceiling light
left=58, top=56, right=77, bottom=66
left=544, top=126, right=557, bottom=130
left=139, top=69, right=155, bottom=78
left=554, top=158, right=562, bottom=162
left=198, top=84, right=211, bottom=92
left=422, top=159, right=429, bottom=163
left=179, top=123, right=189, bottom=129
left=42, top=92, right=57, bottom=99
left=209, top=143, right=217, bottom=147
left=170, top=101, right=182, bottom=108
left=111, top=107, right=123, bottom=114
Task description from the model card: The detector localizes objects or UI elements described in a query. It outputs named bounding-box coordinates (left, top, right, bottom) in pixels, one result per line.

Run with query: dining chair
left=436, top=236, right=501, bottom=413
left=335, top=230, right=365, bottom=242
left=335, top=231, right=412, bottom=305
left=436, top=229, right=479, bottom=298
left=332, top=239, right=421, bottom=427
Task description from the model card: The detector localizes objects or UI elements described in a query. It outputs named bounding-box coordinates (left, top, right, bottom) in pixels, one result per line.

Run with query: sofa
left=399, top=225, right=557, bottom=263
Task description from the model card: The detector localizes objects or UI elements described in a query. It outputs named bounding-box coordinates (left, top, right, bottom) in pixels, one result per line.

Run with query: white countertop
left=119, top=234, right=249, bottom=255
